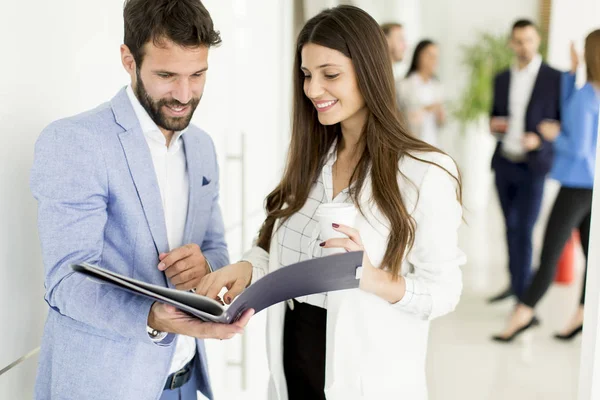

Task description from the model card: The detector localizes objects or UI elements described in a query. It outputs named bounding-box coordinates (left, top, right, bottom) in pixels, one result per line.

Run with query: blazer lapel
left=181, top=133, right=205, bottom=244
left=527, top=64, right=545, bottom=121
left=111, top=88, right=170, bottom=256
left=501, top=72, right=511, bottom=116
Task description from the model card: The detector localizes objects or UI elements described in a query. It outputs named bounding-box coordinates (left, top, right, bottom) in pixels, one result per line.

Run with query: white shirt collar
left=125, top=85, right=187, bottom=147
left=324, top=138, right=339, bottom=167
left=512, top=54, right=542, bottom=75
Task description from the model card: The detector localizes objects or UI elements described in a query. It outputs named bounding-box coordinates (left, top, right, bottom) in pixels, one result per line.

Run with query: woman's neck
left=418, top=70, right=432, bottom=82
left=340, top=107, right=367, bottom=151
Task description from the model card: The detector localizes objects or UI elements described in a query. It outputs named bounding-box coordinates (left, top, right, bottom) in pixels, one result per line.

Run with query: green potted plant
left=452, top=32, right=513, bottom=210
left=454, top=32, right=513, bottom=128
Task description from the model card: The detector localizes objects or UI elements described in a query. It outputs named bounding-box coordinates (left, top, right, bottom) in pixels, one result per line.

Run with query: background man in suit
left=488, top=19, right=561, bottom=305
left=30, top=1, right=252, bottom=399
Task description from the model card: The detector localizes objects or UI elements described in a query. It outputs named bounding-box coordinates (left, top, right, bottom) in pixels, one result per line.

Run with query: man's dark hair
left=123, top=0, right=221, bottom=66
left=380, top=22, right=403, bottom=37
left=512, top=19, right=538, bottom=33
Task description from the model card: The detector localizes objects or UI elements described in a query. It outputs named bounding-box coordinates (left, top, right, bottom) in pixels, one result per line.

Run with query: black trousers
left=495, top=156, right=546, bottom=298
left=521, top=187, right=593, bottom=308
left=283, top=300, right=327, bottom=400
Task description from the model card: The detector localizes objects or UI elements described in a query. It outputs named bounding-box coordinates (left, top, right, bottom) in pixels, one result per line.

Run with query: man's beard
left=134, top=69, right=200, bottom=132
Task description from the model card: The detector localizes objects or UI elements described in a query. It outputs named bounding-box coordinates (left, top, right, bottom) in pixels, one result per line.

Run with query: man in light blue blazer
left=30, top=1, right=252, bottom=399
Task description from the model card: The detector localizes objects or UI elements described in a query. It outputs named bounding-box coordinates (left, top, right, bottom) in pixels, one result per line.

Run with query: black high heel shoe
left=554, top=325, right=583, bottom=341
left=492, top=316, right=541, bottom=343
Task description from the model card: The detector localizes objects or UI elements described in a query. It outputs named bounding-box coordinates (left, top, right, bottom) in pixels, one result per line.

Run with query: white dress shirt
left=277, top=141, right=352, bottom=309
left=396, top=73, right=444, bottom=147
left=503, top=54, right=542, bottom=156
left=126, top=86, right=196, bottom=374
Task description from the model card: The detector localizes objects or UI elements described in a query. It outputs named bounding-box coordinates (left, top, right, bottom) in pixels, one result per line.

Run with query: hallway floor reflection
left=427, top=176, right=583, bottom=400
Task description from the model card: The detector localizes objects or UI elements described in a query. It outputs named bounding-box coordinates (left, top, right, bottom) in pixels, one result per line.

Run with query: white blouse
left=278, top=141, right=351, bottom=309
left=243, top=151, right=466, bottom=400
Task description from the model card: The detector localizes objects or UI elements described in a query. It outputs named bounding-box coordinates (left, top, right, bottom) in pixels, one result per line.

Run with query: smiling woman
left=195, top=5, right=466, bottom=400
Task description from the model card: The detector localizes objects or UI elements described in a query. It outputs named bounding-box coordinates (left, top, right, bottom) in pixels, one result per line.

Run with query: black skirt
left=283, top=299, right=327, bottom=400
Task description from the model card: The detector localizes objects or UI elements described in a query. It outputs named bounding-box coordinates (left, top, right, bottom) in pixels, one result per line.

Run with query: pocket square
left=202, top=176, right=211, bottom=186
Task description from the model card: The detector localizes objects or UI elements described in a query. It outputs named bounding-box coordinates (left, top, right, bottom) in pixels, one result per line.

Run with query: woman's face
left=301, top=43, right=366, bottom=127
left=418, top=44, right=439, bottom=76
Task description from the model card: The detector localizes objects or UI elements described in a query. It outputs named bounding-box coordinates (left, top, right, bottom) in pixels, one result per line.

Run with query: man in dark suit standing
left=488, top=19, right=561, bottom=304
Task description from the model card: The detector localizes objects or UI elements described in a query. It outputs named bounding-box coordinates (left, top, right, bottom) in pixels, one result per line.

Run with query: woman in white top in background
left=397, top=40, right=446, bottom=147
left=196, top=6, right=465, bottom=400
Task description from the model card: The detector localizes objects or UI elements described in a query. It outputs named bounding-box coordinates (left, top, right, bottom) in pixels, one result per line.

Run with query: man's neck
left=160, top=128, right=175, bottom=148
left=516, top=55, right=538, bottom=71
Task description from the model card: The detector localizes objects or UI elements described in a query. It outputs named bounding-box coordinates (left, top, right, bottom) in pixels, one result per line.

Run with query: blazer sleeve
left=554, top=89, right=596, bottom=158
left=561, top=72, right=577, bottom=112
left=30, top=121, right=171, bottom=346
left=490, top=74, right=502, bottom=117
left=241, top=245, right=270, bottom=285
left=391, top=154, right=466, bottom=320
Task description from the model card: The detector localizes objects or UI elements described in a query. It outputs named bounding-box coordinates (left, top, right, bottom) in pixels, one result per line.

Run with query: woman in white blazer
left=196, top=6, right=465, bottom=400
left=396, top=40, right=446, bottom=147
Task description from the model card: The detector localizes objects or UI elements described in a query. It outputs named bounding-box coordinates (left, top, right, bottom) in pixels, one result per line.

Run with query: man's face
left=386, top=26, right=406, bottom=63
left=122, top=38, right=209, bottom=132
left=510, top=26, right=541, bottom=65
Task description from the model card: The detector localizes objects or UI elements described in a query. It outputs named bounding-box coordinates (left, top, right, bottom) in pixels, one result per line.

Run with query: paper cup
left=315, top=203, right=358, bottom=256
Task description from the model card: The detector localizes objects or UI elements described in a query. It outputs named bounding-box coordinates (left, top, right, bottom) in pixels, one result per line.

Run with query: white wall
left=579, top=112, right=600, bottom=400
left=419, top=0, right=539, bottom=104
left=547, top=0, right=600, bottom=78
left=0, top=1, right=292, bottom=398
left=0, top=2, right=126, bottom=398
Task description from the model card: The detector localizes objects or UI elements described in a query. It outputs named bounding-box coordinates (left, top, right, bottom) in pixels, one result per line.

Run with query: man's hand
left=490, top=117, right=509, bottom=134
left=159, top=244, right=210, bottom=291
left=522, top=132, right=542, bottom=151
left=148, top=302, right=254, bottom=340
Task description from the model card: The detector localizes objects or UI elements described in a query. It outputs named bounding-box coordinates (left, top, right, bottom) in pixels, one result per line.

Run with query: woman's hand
left=433, top=103, right=446, bottom=125
left=320, top=224, right=406, bottom=303
left=195, top=262, right=253, bottom=305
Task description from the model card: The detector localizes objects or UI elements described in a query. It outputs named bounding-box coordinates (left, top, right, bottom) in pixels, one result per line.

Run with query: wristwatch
left=146, top=325, right=167, bottom=341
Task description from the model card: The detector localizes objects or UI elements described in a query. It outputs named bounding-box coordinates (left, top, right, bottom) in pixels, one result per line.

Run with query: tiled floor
left=427, top=183, right=584, bottom=400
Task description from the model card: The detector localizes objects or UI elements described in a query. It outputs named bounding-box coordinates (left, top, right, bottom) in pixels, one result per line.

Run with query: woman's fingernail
left=332, top=223, right=339, bottom=228
left=158, top=263, right=165, bottom=270
left=319, top=242, right=326, bottom=247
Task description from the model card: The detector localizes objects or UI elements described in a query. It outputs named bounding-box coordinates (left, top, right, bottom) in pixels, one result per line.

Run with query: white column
left=578, top=111, right=600, bottom=399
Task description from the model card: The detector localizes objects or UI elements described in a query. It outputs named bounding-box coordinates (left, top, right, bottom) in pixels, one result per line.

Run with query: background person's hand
left=570, top=41, right=580, bottom=74
left=433, top=103, right=446, bottom=125
left=538, top=120, right=561, bottom=142
left=522, top=132, right=542, bottom=151
left=158, top=244, right=210, bottom=291
left=147, top=302, right=254, bottom=340
left=490, top=117, right=509, bottom=134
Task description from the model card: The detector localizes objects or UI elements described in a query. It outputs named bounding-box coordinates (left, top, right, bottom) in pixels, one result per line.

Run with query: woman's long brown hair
left=256, top=5, right=461, bottom=276
left=585, top=29, right=600, bottom=83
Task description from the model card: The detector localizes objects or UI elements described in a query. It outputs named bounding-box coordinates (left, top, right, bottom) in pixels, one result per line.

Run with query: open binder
left=71, top=251, right=363, bottom=323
